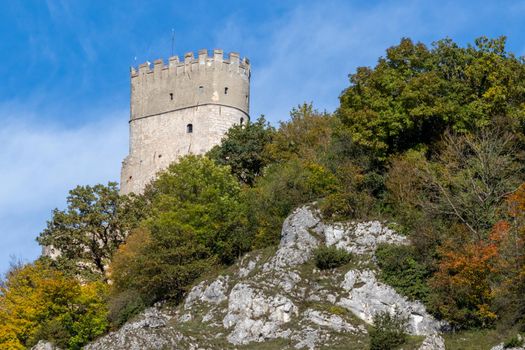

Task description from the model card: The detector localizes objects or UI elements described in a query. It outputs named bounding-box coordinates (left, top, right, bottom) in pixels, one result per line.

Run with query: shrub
left=375, top=244, right=430, bottom=302
left=504, top=334, right=524, bottom=348
left=314, top=246, right=352, bottom=270
left=107, top=290, right=145, bottom=328
left=369, top=310, right=409, bottom=350
left=247, top=159, right=339, bottom=248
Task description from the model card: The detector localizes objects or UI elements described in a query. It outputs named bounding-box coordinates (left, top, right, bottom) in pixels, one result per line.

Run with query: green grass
left=443, top=328, right=519, bottom=350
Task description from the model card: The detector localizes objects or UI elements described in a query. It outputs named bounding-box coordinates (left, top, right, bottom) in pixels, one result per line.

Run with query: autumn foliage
left=0, top=262, right=108, bottom=349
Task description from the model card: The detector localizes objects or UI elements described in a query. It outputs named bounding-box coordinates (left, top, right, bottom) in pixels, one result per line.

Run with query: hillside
left=80, top=206, right=443, bottom=349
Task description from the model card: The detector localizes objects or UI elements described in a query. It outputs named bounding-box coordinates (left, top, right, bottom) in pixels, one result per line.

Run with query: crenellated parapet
left=130, top=49, right=250, bottom=78
left=129, top=49, right=250, bottom=122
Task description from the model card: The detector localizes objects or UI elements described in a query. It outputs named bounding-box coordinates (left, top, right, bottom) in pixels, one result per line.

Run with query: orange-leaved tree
left=428, top=223, right=506, bottom=329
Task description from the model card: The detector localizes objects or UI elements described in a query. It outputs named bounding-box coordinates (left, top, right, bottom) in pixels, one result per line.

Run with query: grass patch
left=444, top=328, right=519, bottom=350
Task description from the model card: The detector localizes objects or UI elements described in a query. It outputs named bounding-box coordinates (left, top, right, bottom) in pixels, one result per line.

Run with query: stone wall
left=121, top=105, right=246, bottom=194
left=120, top=49, right=250, bottom=194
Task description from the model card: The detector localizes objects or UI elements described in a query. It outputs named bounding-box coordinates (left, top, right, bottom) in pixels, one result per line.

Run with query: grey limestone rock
left=185, top=275, right=229, bottom=309
left=338, top=269, right=442, bottom=336
left=223, top=283, right=298, bottom=344
left=303, top=309, right=359, bottom=333
left=83, top=307, right=182, bottom=350
left=418, top=333, right=446, bottom=350
left=324, top=221, right=408, bottom=254
left=31, top=341, right=61, bottom=350
left=263, top=206, right=323, bottom=271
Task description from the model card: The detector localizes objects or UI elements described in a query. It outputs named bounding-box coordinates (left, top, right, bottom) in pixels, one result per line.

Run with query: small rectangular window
left=170, top=93, right=173, bottom=100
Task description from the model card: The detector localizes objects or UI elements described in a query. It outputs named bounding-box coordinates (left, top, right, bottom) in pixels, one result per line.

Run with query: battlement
left=121, top=47, right=251, bottom=194
left=129, top=48, right=250, bottom=122
left=130, top=49, right=250, bottom=77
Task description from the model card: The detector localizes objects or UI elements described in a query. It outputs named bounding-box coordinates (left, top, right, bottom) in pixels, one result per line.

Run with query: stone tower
left=120, top=49, right=250, bottom=194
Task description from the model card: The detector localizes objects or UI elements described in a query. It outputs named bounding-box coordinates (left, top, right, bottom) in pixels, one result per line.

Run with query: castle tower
left=120, top=49, right=250, bottom=194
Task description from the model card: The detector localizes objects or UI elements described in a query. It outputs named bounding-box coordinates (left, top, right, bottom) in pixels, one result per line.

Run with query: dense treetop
left=337, top=36, right=525, bottom=158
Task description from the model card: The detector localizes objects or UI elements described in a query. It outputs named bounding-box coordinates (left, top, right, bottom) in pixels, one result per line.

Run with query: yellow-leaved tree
left=0, top=261, right=108, bottom=350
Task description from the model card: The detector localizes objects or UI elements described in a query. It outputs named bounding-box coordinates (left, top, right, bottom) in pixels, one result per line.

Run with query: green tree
left=266, top=103, right=334, bottom=163
left=37, top=182, right=142, bottom=280
left=337, top=36, right=525, bottom=159
left=111, top=156, right=252, bottom=306
left=386, top=129, right=524, bottom=240
left=208, top=116, right=275, bottom=185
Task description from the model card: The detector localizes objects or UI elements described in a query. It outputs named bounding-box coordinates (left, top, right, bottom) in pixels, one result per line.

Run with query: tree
left=110, top=156, right=252, bottom=306
left=208, top=116, right=275, bottom=185
left=337, top=36, right=525, bottom=159
left=265, top=103, right=334, bottom=163
left=37, top=182, right=142, bottom=280
left=386, top=129, right=524, bottom=240
left=428, top=225, right=503, bottom=329
left=492, top=184, right=525, bottom=327
left=0, top=261, right=108, bottom=349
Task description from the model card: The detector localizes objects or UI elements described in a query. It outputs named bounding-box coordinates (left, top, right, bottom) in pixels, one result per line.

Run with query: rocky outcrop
left=83, top=308, right=182, bottom=350
left=84, top=206, right=445, bottom=349
left=338, top=269, right=441, bottom=335
left=31, top=341, right=61, bottom=350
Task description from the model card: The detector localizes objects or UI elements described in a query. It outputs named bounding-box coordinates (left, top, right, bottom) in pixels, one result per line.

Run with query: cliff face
left=83, top=206, right=446, bottom=350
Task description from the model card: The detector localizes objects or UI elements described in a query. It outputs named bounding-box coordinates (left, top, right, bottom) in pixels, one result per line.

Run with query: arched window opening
left=169, top=93, right=174, bottom=100
left=187, top=123, right=193, bottom=133
left=240, top=117, right=244, bottom=126
left=199, top=86, right=204, bottom=94
left=224, top=87, right=229, bottom=95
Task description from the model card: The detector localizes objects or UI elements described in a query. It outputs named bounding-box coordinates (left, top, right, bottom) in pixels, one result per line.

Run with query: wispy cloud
left=214, top=0, right=521, bottom=123
left=0, top=106, right=127, bottom=272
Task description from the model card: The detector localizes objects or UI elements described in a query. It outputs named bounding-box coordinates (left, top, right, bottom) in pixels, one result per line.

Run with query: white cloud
left=0, top=108, right=128, bottom=273
left=213, top=0, right=509, bottom=123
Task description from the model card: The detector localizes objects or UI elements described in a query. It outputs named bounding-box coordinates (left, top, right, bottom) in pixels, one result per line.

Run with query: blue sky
left=1, top=0, right=525, bottom=274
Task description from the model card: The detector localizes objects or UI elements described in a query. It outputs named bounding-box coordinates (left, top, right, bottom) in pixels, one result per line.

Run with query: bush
left=314, top=246, right=352, bottom=270
left=369, top=310, right=409, bottom=350
left=504, top=334, right=524, bottom=348
left=247, top=159, right=339, bottom=248
left=375, top=244, right=430, bottom=302
left=107, top=290, right=145, bottom=328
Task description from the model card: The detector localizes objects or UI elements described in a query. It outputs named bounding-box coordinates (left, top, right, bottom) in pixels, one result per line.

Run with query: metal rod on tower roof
left=171, top=29, right=175, bottom=56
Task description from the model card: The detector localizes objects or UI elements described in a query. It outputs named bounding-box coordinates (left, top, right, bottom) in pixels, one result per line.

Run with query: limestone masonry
left=120, top=49, right=250, bottom=194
